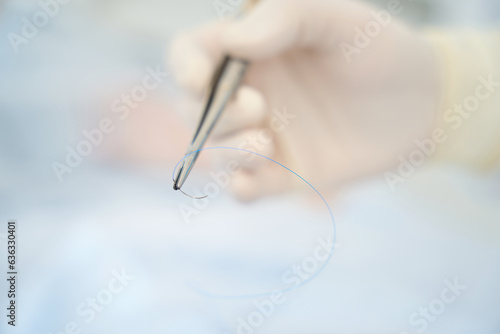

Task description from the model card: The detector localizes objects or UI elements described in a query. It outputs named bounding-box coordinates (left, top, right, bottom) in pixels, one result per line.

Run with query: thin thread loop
left=172, top=146, right=336, bottom=300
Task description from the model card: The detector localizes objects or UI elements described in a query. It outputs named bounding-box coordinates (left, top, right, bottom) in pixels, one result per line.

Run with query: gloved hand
left=169, top=0, right=440, bottom=201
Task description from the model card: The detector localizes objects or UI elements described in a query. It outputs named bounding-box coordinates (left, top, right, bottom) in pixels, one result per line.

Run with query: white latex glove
left=169, top=0, right=440, bottom=201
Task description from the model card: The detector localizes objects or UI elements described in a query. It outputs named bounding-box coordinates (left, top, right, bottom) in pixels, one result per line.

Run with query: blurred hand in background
left=169, top=0, right=440, bottom=200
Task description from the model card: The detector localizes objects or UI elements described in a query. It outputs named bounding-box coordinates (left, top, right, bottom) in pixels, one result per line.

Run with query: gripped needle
left=172, top=56, right=248, bottom=193
left=173, top=0, right=259, bottom=195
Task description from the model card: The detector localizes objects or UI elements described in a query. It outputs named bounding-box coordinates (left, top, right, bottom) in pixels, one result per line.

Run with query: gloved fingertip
left=170, top=36, right=213, bottom=96
left=178, top=54, right=213, bottom=95
left=230, top=173, right=259, bottom=202
left=236, top=86, right=266, bottom=116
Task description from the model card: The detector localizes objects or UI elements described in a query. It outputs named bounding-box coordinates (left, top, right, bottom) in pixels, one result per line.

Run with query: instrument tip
left=173, top=164, right=184, bottom=191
